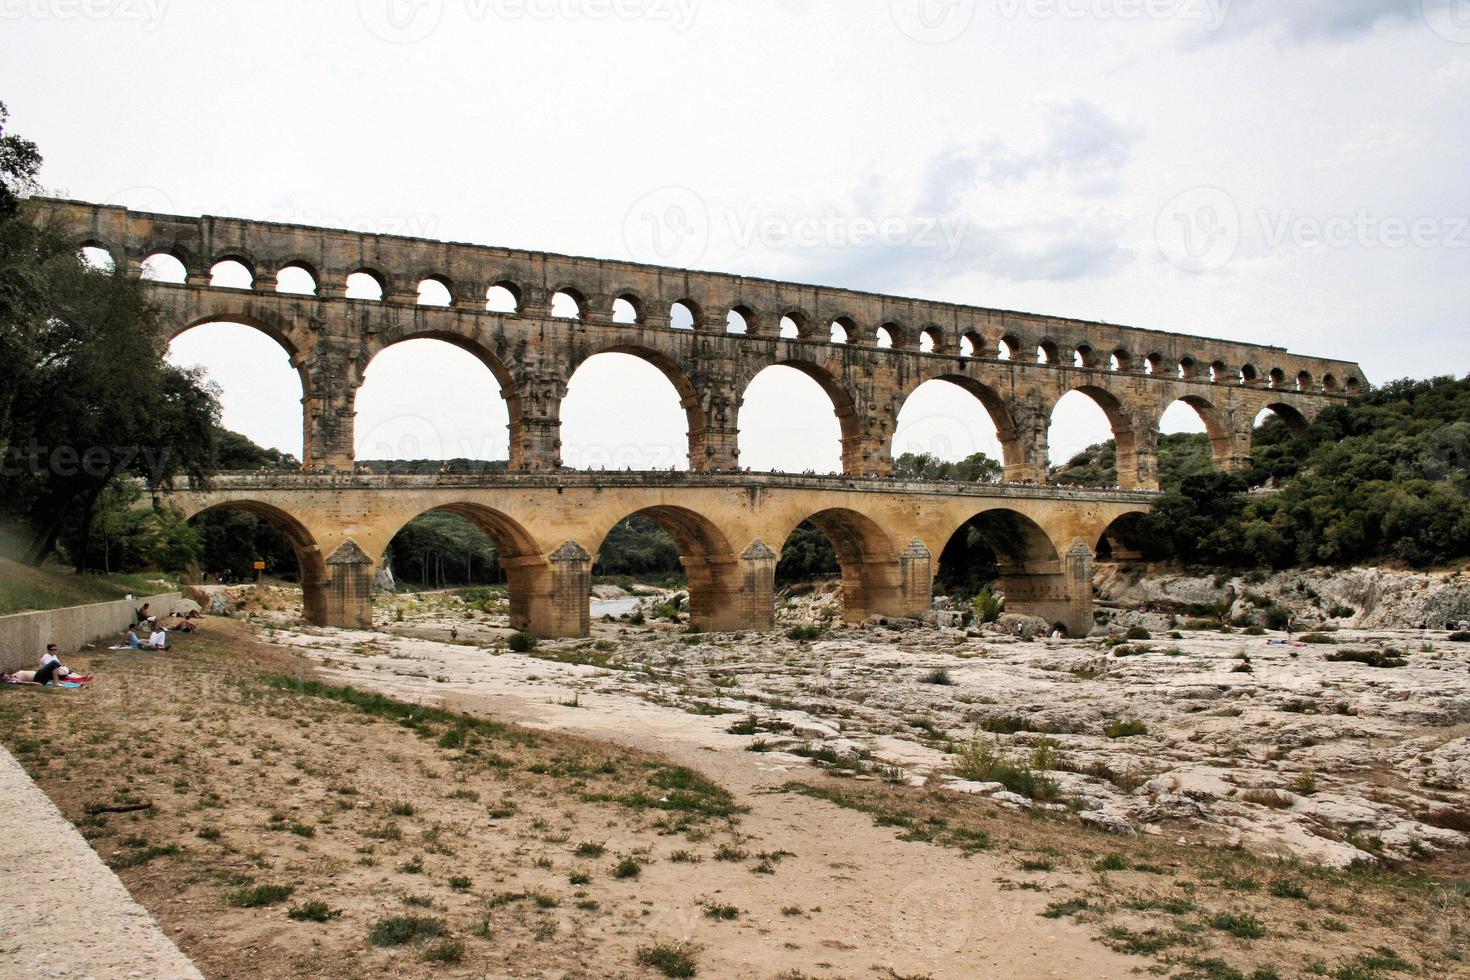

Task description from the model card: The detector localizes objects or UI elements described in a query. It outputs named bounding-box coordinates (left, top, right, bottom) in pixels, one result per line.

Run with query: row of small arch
left=89, top=244, right=1361, bottom=396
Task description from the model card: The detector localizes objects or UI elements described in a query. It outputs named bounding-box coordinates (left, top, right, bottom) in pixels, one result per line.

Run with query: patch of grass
left=1104, top=718, right=1148, bottom=739
left=574, top=841, right=606, bottom=858
left=507, top=632, right=538, bottom=653
left=703, top=902, right=740, bottom=920
left=612, top=857, right=642, bottom=879
left=448, top=875, right=472, bottom=891
left=367, top=914, right=446, bottom=946
left=1103, top=926, right=1187, bottom=955
left=952, top=736, right=1058, bottom=801
left=786, top=625, right=822, bottom=642
left=921, top=667, right=955, bottom=686
left=421, top=939, right=464, bottom=964
left=229, top=883, right=295, bottom=908
left=288, top=900, right=338, bottom=922
left=1269, top=879, right=1309, bottom=900
left=1094, top=853, right=1129, bottom=872
left=109, top=843, right=181, bottom=869
left=1210, top=911, right=1266, bottom=939
left=1042, top=898, right=1090, bottom=919
left=388, top=800, right=415, bottom=816
left=636, top=942, right=698, bottom=978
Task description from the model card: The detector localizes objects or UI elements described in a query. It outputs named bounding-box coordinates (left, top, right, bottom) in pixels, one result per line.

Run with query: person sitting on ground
left=149, top=627, right=170, bottom=651
left=126, top=627, right=148, bottom=650
left=39, top=643, right=61, bottom=670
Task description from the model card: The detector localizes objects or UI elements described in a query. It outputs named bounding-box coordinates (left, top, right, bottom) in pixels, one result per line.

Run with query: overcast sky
left=5, top=0, right=1467, bottom=471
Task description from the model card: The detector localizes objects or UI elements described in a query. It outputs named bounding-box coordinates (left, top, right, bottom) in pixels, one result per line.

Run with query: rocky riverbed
left=234, top=580, right=1470, bottom=872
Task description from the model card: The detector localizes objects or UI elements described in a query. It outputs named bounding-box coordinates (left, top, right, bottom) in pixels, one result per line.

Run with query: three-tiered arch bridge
left=31, top=198, right=1366, bottom=637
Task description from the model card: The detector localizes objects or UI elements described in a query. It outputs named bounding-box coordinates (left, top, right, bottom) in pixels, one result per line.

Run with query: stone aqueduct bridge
left=33, top=198, right=1366, bottom=637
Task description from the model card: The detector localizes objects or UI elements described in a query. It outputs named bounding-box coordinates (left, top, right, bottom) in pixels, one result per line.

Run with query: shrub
left=1210, top=912, right=1266, bottom=939
left=368, top=915, right=445, bottom=946
left=1298, top=632, right=1335, bottom=644
left=422, top=939, right=465, bottom=964
left=636, top=943, right=698, bottom=978
left=1328, top=604, right=1356, bottom=619
left=952, top=736, right=1058, bottom=801
left=288, top=900, right=338, bottom=922
left=1124, top=626, right=1151, bottom=640
left=786, top=625, right=821, bottom=642
left=1327, top=649, right=1408, bottom=669
left=1243, top=626, right=1266, bottom=636
left=1104, top=719, right=1147, bottom=739
left=612, top=857, right=641, bottom=879
left=972, top=587, right=1004, bottom=624
left=1263, top=605, right=1291, bottom=630
left=1269, top=879, right=1309, bottom=900
left=921, top=667, right=954, bottom=686
left=1450, top=631, right=1470, bottom=642
left=507, top=632, right=538, bottom=653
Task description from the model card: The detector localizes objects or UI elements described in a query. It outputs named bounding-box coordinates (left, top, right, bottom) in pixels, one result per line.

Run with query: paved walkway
left=0, top=745, right=201, bottom=980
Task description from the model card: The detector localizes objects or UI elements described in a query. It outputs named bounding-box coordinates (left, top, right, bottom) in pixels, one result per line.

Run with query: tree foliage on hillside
left=1, top=103, right=221, bottom=569
left=1147, top=376, right=1470, bottom=569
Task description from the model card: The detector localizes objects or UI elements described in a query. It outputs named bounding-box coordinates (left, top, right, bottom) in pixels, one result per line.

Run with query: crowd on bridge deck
left=225, top=462, right=1159, bottom=495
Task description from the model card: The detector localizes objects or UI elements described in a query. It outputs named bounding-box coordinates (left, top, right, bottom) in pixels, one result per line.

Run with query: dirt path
left=295, top=633, right=1143, bottom=978
left=0, top=744, right=202, bottom=980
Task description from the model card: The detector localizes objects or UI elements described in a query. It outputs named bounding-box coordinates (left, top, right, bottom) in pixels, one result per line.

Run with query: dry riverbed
left=4, top=586, right=1470, bottom=977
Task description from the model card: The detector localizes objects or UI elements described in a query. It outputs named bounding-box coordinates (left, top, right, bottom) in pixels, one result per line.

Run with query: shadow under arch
left=895, top=374, right=1021, bottom=477
left=187, top=500, right=328, bottom=623
left=355, top=330, right=522, bottom=467
left=1056, top=385, right=1142, bottom=489
left=779, top=508, right=915, bottom=622
left=1259, top=401, right=1309, bottom=437
left=741, top=358, right=864, bottom=474
left=1094, top=511, right=1169, bottom=564
left=566, top=344, right=704, bottom=470
left=384, top=502, right=545, bottom=633
left=588, top=505, right=748, bottom=632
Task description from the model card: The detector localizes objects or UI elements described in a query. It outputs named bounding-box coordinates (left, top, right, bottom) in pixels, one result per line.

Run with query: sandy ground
left=279, top=626, right=1142, bottom=978
left=0, top=744, right=201, bottom=979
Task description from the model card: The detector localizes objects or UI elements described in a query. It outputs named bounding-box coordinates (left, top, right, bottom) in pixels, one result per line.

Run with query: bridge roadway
left=161, top=471, right=1157, bottom=638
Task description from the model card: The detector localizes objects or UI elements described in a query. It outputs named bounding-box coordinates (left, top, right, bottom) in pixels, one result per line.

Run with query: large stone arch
left=1159, top=392, right=1234, bottom=468
left=563, top=343, right=706, bottom=470
left=893, top=372, right=1023, bottom=477
left=586, top=505, right=753, bottom=632
left=185, top=499, right=332, bottom=625
left=738, top=357, right=869, bottom=475
left=376, top=502, right=550, bottom=634
left=777, top=507, right=921, bottom=621
left=937, top=506, right=1095, bottom=635
left=1054, top=384, right=1146, bottom=489
left=355, top=329, right=524, bottom=467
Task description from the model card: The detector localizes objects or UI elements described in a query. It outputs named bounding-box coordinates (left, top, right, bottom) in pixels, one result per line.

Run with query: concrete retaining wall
left=1, top=592, right=185, bottom=673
